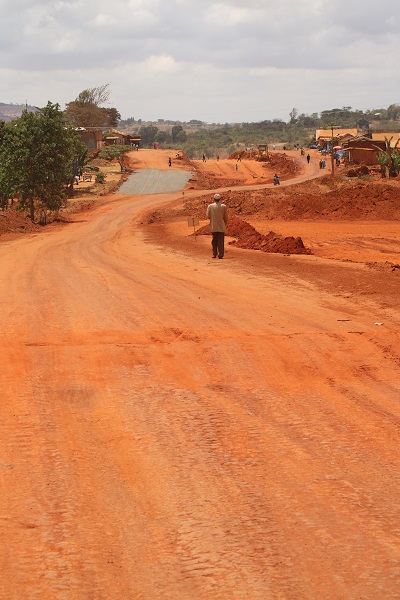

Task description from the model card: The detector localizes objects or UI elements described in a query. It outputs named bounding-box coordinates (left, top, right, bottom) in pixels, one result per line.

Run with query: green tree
left=176, top=130, right=187, bottom=144
left=356, top=117, right=369, bottom=131
left=138, top=125, right=159, bottom=147
left=387, top=104, right=400, bottom=121
left=171, top=125, right=184, bottom=142
left=376, top=151, right=390, bottom=178
left=0, top=102, right=85, bottom=221
left=64, top=84, right=121, bottom=127
left=0, top=120, right=13, bottom=209
left=374, top=136, right=400, bottom=178
left=155, top=130, right=172, bottom=145
left=98, top=145, right=132, bottom=171
left=289, top=108, right=298, bottom=124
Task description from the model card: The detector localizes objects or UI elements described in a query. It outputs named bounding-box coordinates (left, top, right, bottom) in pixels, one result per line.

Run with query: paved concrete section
left=117, top=169, right=193, bottom=195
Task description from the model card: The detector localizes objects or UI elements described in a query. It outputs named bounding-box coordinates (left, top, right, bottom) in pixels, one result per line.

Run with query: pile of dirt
left=346, top=165, right=370, bottom=177
left=195, top=217, right=310, bottom=255
left=186, top=152, right=300, bottom=190
left=0, top=209, right=41, bottom=238
left=229, top=150, right=259, bottom=161
left=228, top=151, right=300, bottom=182
left=188, top=170, right=239, bottom=190
left=267, top=153, right=300, bottom=180
left=183, top=175, right=400, bottom=221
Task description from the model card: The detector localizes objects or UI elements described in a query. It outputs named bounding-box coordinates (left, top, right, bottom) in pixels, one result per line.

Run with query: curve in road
left=1, top=152, right=399, bottom=599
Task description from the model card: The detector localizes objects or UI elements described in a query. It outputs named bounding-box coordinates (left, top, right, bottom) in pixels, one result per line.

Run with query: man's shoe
left=218, top=256, right=223, bottom=259
left=212, top=255, right=217, bottom=258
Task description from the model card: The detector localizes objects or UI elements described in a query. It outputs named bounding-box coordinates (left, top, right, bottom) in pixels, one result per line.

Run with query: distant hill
left=0, top=103, right=37, bottom=123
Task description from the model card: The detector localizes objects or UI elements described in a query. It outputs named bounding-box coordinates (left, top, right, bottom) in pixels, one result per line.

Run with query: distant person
left=206, top=193, right=228, bottom=259
left=202, top=153, right=206, bottom=162
left=272, top=145, right=276, bottom=150
left=306, top=154, right=311, bottom=163
left=273, top=174, right=280, bottom=185
left=168, top=157, right=172, bottom=167
left=216, top=155, right=219, bottom=161
left=235, top=163, right=238, bottom=171
left=321, top=157, right=326, bottom=169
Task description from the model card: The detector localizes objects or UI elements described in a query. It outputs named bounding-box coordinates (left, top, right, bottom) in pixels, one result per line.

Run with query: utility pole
left=330, top=123, right=335, bottom=178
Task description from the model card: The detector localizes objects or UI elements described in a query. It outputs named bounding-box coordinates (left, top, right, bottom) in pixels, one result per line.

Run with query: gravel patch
left=116, top=169, right=193, bottom=195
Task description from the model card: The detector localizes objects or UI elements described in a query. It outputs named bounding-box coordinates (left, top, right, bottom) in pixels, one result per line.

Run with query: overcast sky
left=0, top=0, right=399, bottom=123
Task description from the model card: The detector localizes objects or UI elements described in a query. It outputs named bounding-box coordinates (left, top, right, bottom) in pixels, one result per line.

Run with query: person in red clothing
left=206, top=193, right=228, bottom=259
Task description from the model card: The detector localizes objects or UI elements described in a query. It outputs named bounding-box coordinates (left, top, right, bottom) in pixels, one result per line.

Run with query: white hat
left=214, top=193, right=221, bottom=200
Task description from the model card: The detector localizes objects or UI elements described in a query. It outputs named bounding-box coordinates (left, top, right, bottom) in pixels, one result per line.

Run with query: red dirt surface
left=196, top=217, right=310, bottom=254
left=1, top=148, right=400, bottom=599
left=0, top=208, right=41, bottom=238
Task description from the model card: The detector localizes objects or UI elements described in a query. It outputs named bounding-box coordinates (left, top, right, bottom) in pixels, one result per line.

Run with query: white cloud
left=0, top=0, right=399, bottom=122
left=204, top=4, right=256, bottom=26
left=142, top=55, right=180, bottom=75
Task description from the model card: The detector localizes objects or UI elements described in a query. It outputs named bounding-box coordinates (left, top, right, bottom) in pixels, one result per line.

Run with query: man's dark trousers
left=212, top=231, right=225, bottom=258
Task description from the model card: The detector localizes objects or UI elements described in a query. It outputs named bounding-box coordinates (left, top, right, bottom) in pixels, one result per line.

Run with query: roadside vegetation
left=374, top=136, right=400, bottom=178
left=0, top=102, right=86, bottom=222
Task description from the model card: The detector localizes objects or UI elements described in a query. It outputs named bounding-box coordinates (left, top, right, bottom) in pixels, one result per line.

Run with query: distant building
left=75, top=128, right=103, bottom=152
left=342, top=136, right=386, bottom=166
left=316, top=128, right=358, bottom=149
left=104, top=129, right=141, bottom=147
left=371, top=132, right=400, bottom=145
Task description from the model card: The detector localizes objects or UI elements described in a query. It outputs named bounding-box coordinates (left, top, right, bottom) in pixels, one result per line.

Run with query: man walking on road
left=206, top=193, right=228, bottom=259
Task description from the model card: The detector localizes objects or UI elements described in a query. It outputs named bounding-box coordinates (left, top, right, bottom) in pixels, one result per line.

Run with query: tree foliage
left=171, top=125, right=184, bottom=142
left=64, top=84, right=121, bottom=128
left=374, top=136, right=400, bottom=178
left=98, top=145, right=132, bottom=171
left=289, top=108, right=298, bottom=124
left=0, top=102, right=86, bottom=221
left=75, top=84, right=111, bottom=106
left=138, top=125, right=159, bottom=147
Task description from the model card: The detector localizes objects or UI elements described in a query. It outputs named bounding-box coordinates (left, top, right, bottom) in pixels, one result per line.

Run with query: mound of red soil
left=346, top=165, right=370, bottom=177
left=0, top=209, right=41, bottom=238
left=196, top=217, right=310, bottom=255
left=183, top=176, right=400, bottom=221
left=228, top=151, right=300, bottom=182
left=267, top=153, right=300, bottom=180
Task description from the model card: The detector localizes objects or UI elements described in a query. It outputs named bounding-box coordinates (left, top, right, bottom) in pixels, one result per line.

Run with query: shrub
left=95, top=171, right=107, bottom=184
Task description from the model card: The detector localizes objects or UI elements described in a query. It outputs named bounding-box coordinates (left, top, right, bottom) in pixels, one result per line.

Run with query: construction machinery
left=256, top=144, right=270, bottom=161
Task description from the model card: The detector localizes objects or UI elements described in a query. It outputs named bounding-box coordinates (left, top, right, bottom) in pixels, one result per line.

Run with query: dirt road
left=1, top=151, right=400, bottom=599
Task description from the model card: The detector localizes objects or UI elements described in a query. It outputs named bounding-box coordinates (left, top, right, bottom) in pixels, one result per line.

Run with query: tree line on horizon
left=119, top=104, right=400, bottom=159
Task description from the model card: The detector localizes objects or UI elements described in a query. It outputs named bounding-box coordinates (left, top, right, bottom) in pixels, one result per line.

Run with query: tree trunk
left=29, top=198, right=35, bottom=222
